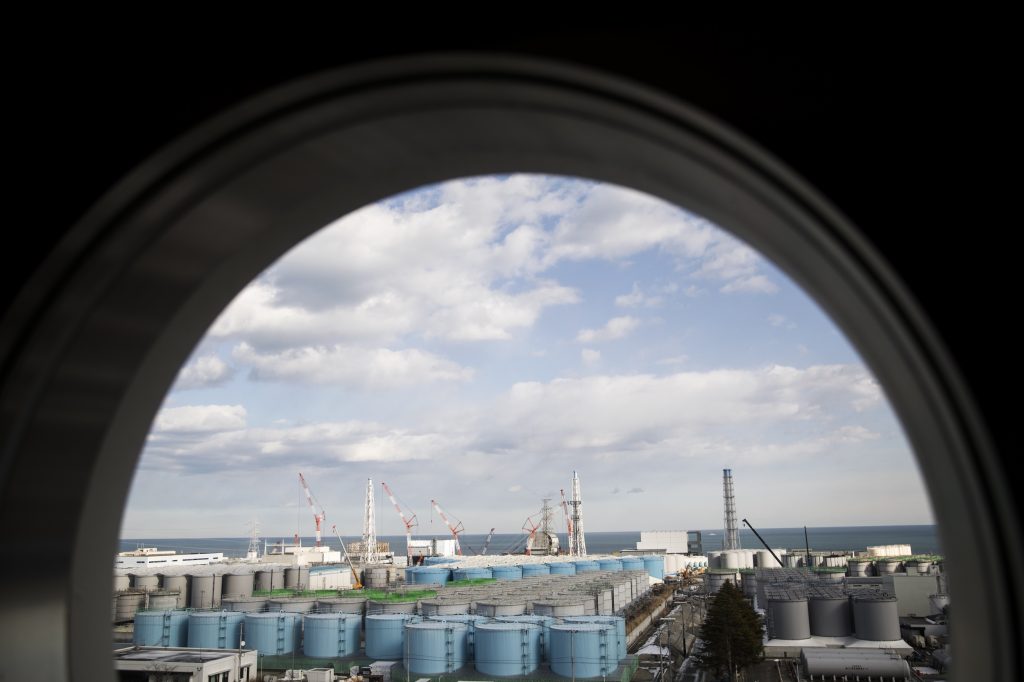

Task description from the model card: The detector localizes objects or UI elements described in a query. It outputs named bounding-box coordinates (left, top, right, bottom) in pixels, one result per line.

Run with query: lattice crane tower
left=569, top=470, right=587, bottom=556
left=362, top=478, right=380, bottom=564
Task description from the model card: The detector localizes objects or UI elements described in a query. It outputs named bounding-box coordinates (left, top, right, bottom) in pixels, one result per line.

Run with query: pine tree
left=693, top=579, right=764, bottom=681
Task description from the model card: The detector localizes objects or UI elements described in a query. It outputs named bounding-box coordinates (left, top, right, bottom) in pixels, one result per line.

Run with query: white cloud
left=657, top=355, right=689, bottom=366
left=768, top=314, right=786, bottom=327
left=172, top=355, right=233, bottom=390
left=721, top=275, right=778, bottom=294
left=581, top=349, right=601, bottom=366
left=232, top=343, right=473, bottom=388
left=615, top=283, right=664, bottom=308
left=154, top=404, right=247, bottom=433
left=576, top=316, right=640, bottom=343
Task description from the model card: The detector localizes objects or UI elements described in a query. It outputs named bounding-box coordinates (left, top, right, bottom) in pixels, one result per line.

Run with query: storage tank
left=853, top=596, right=900, bottom=641
left=546, top=562, right=575, bottom=576
left=767, top=597, right=811, bottom=640
left=365, top=614, right=418, bottom=659
left=223, top=572, right=254, bottom=597
left=722, top=551, right=741, bottom=569
left=113, top=575, right=130, bottom=592
left=366, top=599, right=417, bottom=615
left=875, top=559, right=901, bottom=575
left=363, top=566, right=390, bottom=588
left=187, top=611, right=244, bottom=649
left=597, top=559, right=622, bottom=572
left=756, top=550, right=781, bottom=568
left=814, top=568, right=847, bottom=583
left=222, top=597, right=268, bottom=613
left=574, top=560, right=600, bottom=573
left=619, top=558, right=644, bottom=572
left=114, top=590, right=146, bottom=622
left=405, top=621, right=468, bottom=675
left=707, top=550, right=723, bottom=569
left=929, top=593, right=950, bottom=614
left=475, top=600, right=527, bottom=617
left=244, top=612, right=301, bottom=654
left=256, top=567, right=284, bottom=592
left=189, top=574, right=222, bottom=608
left=267, top=597, right=317, bottom=613
left=303, top=613, right=361, bottom=657
left=642, top=555, right=665, bottom=579
left=410, top=566, right=451, bottom=585
left=808, top=595, right=852, bottom=637
left=420, top=599, right=471, bottom=616
left=847, top=559, right=872, bottom=577
left=561, top=616, right=626, bottom=661
left=427, top=614, right=490, bottom=659
left=549, top=623, right=615, bottom=679
left=284, top=566, right=310, bottom=590
left=494, top=615, right=554, bottom=661
left=475, top=622, right=541, bottom=676
left=453, top=567, right=493, bottom=581
left=133, top=610, right=189, bottom=646
left=131, top=574, right=160, bottom=592
left=491, top=565, right=523, bottom=581
left=784, top=554, right=802, bottom=568
left=704, top=570, right=740, bottom=594
left=521, top=563, right=551, bottom=577
left=146, top=590, right=180, bottom=611
left=316, top=597, right=365, bottom=614
left=740, top=571, right=757, bottom=599
left=160, top=574, right=190, bottom=608
left=531, top=599, right=588, bottom=617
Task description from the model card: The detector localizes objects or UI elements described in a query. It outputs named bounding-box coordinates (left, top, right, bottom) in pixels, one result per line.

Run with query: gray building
left=881, top=574, right=941, bottom=617
left=113, top=646, right=257, bottom=682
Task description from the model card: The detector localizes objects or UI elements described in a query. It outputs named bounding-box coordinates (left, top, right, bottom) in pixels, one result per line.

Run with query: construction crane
left=465, top=527, right=496, bottom=556
left=522, top=511, right=542, bottom=556
left=381, top=481, right=418, bottom=562
left=298, top=472, right=326, bottom=548
left=430, top=499, right=464, bottom=555
left=331, top=524, right=362, bottom=589
left=560, top=488, right=574, bottom=555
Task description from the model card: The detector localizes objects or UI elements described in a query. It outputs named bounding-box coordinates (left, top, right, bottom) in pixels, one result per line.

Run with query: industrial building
left=115, top=547, right=225, bottom=567
left=113, top=646, right=257, bottom=681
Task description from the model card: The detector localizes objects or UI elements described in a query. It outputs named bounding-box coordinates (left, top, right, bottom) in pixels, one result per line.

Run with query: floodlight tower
left=569, top=470, right=587, bottom=556
left=362, top=478, right=380, bottom=564
left=723, top=468, right=741, bottom=550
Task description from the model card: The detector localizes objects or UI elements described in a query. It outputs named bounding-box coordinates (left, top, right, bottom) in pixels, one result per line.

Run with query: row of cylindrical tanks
left=416, top=554, right=666, bottom=579
left=134, top=610, right=628, bottom=679
left=764, top=589, right=901, bottom=642
left=117, top=569, right=651, bottom=626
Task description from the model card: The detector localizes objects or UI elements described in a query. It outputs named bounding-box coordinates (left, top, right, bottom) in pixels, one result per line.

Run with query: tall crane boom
left=560, top=488, right=574, bottom=555
left=331, top=524, right=362, bottom=589
left=481, top=527, right=495, bottom=555
left=382, top=481, right=418, bottom=562
left=430, top=499, right=464, bottom=555
left=298, top=472, right=326, bottom=548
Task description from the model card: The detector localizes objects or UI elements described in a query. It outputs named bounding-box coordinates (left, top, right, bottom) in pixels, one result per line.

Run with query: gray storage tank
left=284, top=566, right=310, bottom=590
left=316, top=597, right=366, bottom=614
left=256, top=567, right=284, bottom=592
left=267, top=597, right=317, bottom=613
left=222, top=597, right=268, bottom=613
left=853, top=595, right=900, bottom=641
left=767, top=597, right=811, bottom=640
left=131, top=574, right=160, bottom=592
left=114, top=591, right=146, bottom=622
left=223, top=571, right=254, bottom=598
left=146, top=590, right=180, bottom=611
left=160, top=574, right=191, bottom=608
left=189, top=573, right=222, bottom=608
left=808, top=594, right=852, bottom=637
left=475, top=600, right=527, bottom=617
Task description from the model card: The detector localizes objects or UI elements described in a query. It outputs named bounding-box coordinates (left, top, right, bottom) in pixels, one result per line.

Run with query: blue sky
left=121, top=175, right=932, bottom=539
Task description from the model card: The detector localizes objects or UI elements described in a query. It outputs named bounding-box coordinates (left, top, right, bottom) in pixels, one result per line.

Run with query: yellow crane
left=331, top=524, right=362, bottom=589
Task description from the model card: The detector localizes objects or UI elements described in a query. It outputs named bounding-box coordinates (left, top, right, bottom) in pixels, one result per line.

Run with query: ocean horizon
left=120, top=524, right=940, bottom=558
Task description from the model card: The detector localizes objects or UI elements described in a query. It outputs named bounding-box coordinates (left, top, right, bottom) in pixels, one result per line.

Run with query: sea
left=119, top=524, right=940, bottom=559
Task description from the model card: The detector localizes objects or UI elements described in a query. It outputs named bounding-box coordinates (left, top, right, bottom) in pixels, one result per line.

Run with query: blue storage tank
left=427, top=614, right=490, bottom=659
left=491, top=565, right=522, bottom=581
left=494, top=615, right=555, bottom=662
left=452, top=567, right=493, bottom=581
left=244, top=613, right=301, bottom=655
left=423, top=556, right=455, bottom=566
left=547, top=562, right=576, bottom=576
left=405, top=621, right=468, bottom=674
left=365, top=614, right=418, bottom=659
left=549, top=623, right=615, bottom=678
left=574, top=560, right=600, bottom=573
left=133, top=610, right=189, bottom=646
left=474, top=622, right=541, bottom=676
left=303, top=613, right=361, bottom=657
left=620, top=558, right=644, bottom=571
left=597, top=559, right=623, bottom=572
left=520, top=563, right=550, bottom=577
left=412, top=567, right=451, bottom=585
left=187, top=611, right=244, bottom=649
left=642, top=555, right=665, bottom=579
left=561, top=616, right=627, bottom=661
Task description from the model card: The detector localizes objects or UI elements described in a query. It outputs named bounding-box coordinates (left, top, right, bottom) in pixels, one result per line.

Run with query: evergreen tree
left=693, top=579, right=764, bottom=681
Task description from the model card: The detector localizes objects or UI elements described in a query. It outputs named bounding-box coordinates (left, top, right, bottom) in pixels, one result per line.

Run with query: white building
left=115, top=547, right=224, bottom=567
left=635, top=530, right=690, bottom=554
left=113, top=646, right=257, bottom=682
left=260, top=542, right=342, bottom=566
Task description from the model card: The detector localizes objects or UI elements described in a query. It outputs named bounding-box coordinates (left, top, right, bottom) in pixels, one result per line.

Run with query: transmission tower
left=723, top=468, right=741, bottom=550
left=362, top=478, right=380, bottom=564
left=569, top=470, right=587, bottom=556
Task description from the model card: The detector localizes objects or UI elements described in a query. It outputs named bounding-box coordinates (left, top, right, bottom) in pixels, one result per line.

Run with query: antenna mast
left=362, top=478, right=379, bottom=564
left=569, top=470, right=587, bottom=556
left=723, top=468, right=741, bottom=550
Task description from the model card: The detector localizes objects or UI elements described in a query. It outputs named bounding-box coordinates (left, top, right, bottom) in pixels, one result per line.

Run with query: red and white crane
left=430, top=499, right=465, bottom=555
left=298, top=472, right=326, bottom=548
left=382, top=481, right=418, bottom=562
